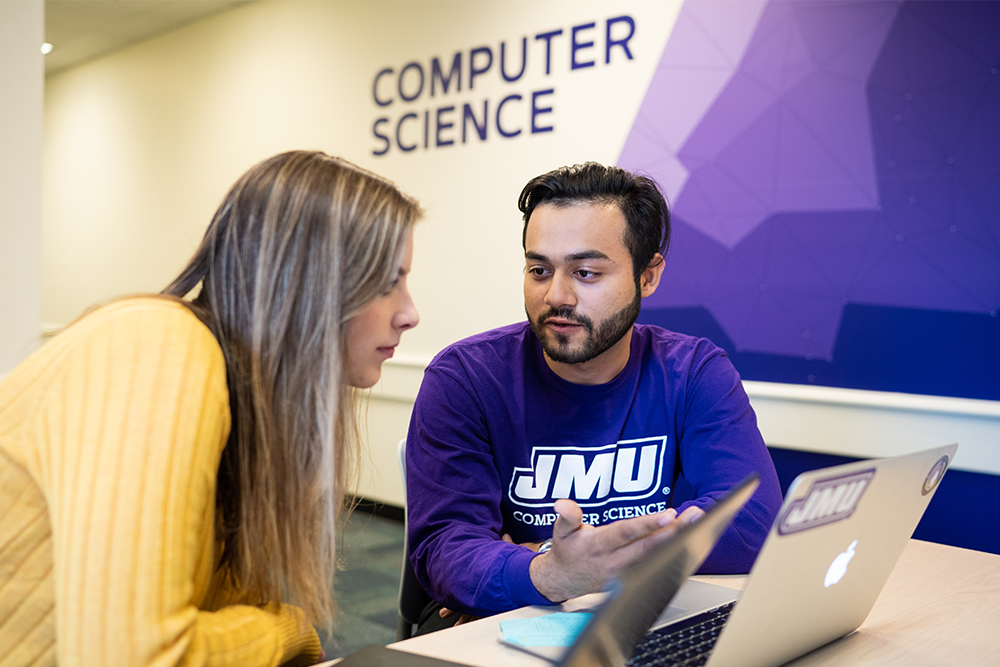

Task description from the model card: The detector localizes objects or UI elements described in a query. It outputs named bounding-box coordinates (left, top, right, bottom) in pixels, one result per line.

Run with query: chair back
left=396, top=438, right=434, bottom=640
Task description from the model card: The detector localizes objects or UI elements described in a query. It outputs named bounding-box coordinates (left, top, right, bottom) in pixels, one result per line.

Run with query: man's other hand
left=432, top=533, right=541, bottom=625
left=437, top=607, right=481, bottom=626
left=502, top=532, right=543, bottom=552
left=528, top=499, right=704, bottom=602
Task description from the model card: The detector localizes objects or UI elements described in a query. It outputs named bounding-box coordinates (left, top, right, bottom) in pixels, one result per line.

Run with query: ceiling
left=45, top=0, right=251, bottom=75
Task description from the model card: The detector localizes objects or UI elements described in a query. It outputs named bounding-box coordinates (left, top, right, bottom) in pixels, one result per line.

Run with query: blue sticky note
left=500, top=612, right=594, bottom=647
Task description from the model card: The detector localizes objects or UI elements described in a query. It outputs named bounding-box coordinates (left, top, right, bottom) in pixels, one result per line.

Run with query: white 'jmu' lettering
left=513, top=454, right=555, bottom=499
left=551, top=453, right=614, bottom=499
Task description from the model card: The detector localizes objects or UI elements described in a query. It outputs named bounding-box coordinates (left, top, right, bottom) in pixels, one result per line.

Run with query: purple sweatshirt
left=406, top=322, right=781, bottom=616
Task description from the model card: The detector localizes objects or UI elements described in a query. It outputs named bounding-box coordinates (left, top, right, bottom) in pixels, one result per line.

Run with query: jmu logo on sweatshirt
left=508, top=436, right=667, bottom=508
left=777, top=469, right=875, bottom=535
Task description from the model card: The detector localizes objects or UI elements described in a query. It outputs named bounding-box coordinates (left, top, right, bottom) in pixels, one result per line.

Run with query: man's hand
left=528, top=499, right=704, bottom=602
left=437, top=606, right=481, bottom=626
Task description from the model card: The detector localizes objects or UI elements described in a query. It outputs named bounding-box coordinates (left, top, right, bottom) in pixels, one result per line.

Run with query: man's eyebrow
left=524, top=250, right=613, bottom=262
left=565, top=250, right=611, bottom=262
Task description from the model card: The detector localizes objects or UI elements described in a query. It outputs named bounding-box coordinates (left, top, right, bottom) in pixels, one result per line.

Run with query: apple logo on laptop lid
left=824, top=539, right=858, bottom=588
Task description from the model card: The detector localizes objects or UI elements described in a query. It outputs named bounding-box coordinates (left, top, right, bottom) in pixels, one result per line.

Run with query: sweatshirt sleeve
left=405, top=362, right=553, bottom=617
left=673, top=345, right=783, bottom=573
left=37, top=302, right=321, bottom=667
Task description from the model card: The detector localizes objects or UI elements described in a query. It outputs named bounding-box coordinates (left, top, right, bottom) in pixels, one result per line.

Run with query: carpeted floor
left=323, top=512, right=406, bottom=659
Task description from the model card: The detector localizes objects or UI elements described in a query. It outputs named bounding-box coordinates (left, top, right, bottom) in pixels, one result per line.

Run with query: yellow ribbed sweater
left=0, top=298, right=321, bottom=667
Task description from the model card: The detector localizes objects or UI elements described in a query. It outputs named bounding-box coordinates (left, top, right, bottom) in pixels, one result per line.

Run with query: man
left=405, top=163, right=782, bottom=623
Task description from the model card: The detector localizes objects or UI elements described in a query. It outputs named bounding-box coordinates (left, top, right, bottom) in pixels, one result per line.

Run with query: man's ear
left=640, top=253, right=665, bottom=298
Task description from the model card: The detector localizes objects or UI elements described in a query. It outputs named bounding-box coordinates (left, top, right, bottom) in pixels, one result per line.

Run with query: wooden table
left=380, top=540, right=1000, bottom=666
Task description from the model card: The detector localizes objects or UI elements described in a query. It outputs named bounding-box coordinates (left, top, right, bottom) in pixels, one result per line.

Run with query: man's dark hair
left=518, top=162, right=670, bottom=278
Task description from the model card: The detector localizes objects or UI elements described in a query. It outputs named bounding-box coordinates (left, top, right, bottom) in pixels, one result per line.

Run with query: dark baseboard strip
left=348, top=495, right=405, bottom=523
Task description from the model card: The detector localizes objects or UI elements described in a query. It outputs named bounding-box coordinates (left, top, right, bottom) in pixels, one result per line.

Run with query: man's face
left=524, top=202, right=640, bottom=366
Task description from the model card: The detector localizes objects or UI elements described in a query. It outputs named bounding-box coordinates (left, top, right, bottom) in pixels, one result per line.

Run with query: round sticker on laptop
left=922, top=455, right=949, bottom=495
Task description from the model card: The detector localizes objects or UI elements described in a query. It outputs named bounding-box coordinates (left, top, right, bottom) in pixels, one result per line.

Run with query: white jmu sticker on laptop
left=777, top=469, right=875, bottom=535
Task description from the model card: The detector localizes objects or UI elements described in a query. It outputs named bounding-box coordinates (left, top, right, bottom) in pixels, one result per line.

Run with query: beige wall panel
left=1, top=0, right=44, bottom=375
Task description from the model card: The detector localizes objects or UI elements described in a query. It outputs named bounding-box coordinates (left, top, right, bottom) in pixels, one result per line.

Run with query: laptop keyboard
left=626, top=600, right=737, bottom=667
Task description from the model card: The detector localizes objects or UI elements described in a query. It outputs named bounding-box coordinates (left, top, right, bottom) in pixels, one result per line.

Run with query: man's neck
left=543, top=328, right=633, bottom=385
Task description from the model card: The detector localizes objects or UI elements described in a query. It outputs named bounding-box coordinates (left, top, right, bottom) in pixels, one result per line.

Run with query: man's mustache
left=538, top=308, right=593, bottom=331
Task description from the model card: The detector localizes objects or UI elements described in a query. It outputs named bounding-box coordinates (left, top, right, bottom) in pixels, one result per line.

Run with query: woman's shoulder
left=58, top=297, right=219, bottom=354
left=22, top=296, right=228, bottom=398
left=71, top=296, right=209, bottom=332
left=1, top=296, right=231, bottom=472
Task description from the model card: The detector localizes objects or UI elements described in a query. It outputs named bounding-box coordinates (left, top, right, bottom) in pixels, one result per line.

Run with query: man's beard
left=528, top=286, right=642, bottom=365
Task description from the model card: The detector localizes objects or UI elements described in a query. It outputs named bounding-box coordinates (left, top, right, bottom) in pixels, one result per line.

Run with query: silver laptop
left=557, top=443, right=957, bottom=667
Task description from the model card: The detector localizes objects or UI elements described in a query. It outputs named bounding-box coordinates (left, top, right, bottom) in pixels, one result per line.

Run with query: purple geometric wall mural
left=621, top=0, right=1000, bottom=401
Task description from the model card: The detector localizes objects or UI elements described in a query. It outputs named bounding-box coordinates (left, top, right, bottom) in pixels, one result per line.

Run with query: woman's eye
left=382, top=279, right=400, bottom=296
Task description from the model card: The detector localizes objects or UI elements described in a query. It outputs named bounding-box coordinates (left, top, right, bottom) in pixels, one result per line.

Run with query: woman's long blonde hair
left=163, top=150, right=421, bottom=626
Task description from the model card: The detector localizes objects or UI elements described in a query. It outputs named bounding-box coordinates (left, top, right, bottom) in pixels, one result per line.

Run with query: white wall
left=43, top=0, right=680, bottom=333
left=1, top=0, right=44, bottom=375
left=41, top=0, right=1000, bottom=506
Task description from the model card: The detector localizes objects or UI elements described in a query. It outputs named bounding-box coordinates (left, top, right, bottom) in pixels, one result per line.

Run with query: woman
left=0, top=151, right=420, bottom=666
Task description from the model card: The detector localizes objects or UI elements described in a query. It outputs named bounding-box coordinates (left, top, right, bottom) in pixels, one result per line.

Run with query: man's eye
left=577, top=270, right=598, bottom=279
left=528, top=267, right=549, bottom=277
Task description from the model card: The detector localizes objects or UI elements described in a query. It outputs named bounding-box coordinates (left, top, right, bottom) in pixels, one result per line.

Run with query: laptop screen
left=558, top=474, right=759, bottom=667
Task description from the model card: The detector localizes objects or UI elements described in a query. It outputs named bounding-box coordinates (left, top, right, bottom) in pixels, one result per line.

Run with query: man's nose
left=545, top=272, right=577, bottom=309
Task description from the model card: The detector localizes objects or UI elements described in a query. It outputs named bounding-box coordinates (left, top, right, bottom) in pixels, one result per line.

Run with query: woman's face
left=344, top=228, right=419, bottom=388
